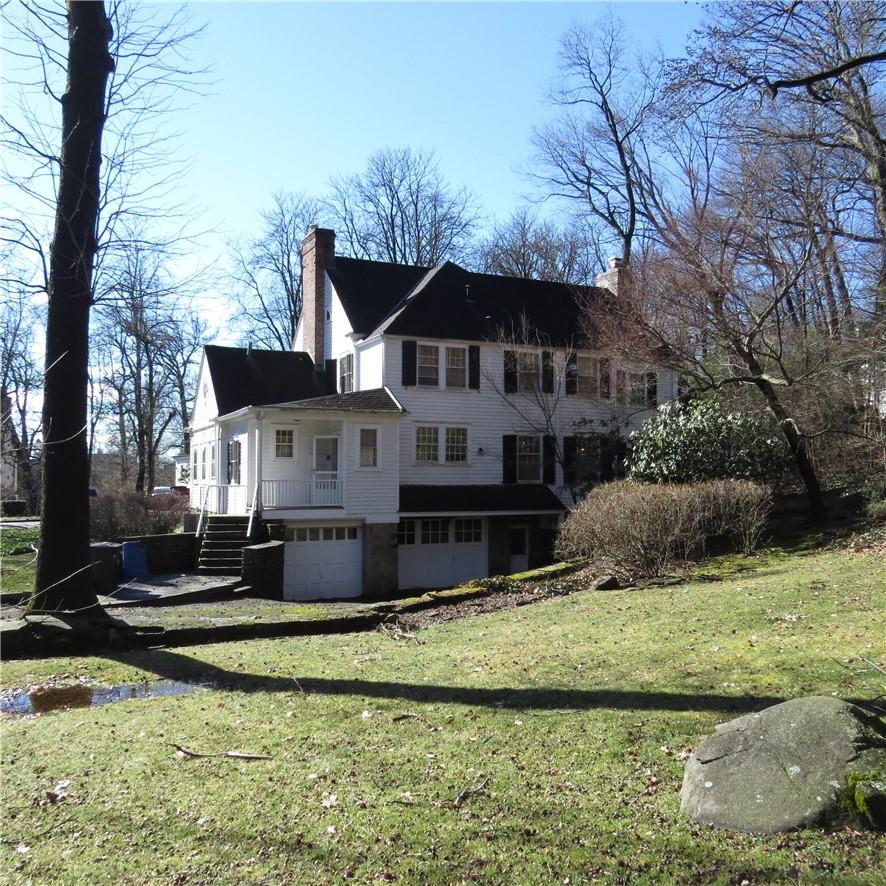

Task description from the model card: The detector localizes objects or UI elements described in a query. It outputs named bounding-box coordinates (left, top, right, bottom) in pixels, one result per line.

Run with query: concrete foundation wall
left=362, top=522, right=398, bottom=599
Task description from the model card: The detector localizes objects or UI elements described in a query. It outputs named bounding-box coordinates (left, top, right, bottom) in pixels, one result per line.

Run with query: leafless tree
left=0, top=287, right=42, bottom=513
left=229, top=191, right=320, bottom=350
left=476, top=207, right=599, bottom=283
left=326, top=147, right=479, bottom=266
left=531, top=13, right=662, bottom=266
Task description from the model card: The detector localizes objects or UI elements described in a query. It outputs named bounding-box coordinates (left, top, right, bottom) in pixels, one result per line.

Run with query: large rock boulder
left=680, top=696, right=886, bottom=833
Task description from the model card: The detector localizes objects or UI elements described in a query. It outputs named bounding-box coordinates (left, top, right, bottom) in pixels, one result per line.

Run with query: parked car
left=151, top=486, right=173, bottom=495
left=172, top=485, right=189, bottom=496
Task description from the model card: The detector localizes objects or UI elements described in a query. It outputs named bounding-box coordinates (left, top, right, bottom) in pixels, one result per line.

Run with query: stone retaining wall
left=118, top=533, right=198, bottom=574
left=241, top=540, right=284, bottom=599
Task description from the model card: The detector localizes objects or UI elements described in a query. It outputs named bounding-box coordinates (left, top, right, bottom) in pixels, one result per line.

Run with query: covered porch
left=190, top=414, right=346, bottom=517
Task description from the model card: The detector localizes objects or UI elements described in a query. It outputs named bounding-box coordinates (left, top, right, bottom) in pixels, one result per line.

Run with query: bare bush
left=555, top=480, right=772, bottom=577
left=90, top=493, right=187, bottom=541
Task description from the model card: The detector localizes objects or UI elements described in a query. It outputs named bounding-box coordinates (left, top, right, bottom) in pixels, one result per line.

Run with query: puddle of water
left=0, top=680, right=209, bottom=716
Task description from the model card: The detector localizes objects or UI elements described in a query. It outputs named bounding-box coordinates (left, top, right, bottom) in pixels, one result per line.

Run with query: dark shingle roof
left=328, top=256, right=608, bottom=346
left=205, top=345, right=321, bottom=416
left=276, top=388, right=404, bottom=413
left=382, top=263, right=607, bottom=346
left=327, top=256, right=429, bottom=336
left=399, top=484, right=565, bottom=514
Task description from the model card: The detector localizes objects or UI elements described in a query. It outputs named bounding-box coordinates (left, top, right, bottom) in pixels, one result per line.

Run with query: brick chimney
left=595, top=256, right=627, bottom=296
left=301, top=226, right=335, bottom=365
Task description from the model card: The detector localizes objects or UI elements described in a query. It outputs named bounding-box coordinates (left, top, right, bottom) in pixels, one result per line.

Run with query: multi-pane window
left=397, top=520, right=416, bottom=545
left=577, top=356, right=598, bottom=398
left=210, top=444, right=216, bottom=480
left=192, top=449, right=198, bottom=481
left=227, top=440, right=241, bottom=484
left=359, top=428, right=378, bottom=467
left=417, top=345, right=439, bottom=386
left=445, top=347, right=467, bottom=388
left=517, top=352, right=540, bottom=392
left=295, top=526, right=358, bottom=541
left=416, top=426, right=439, bottom=462
left=516, top=435, right=541, bottom=482
left=445, top=427, right=468, bottom=463
left=454, top=519, right=482, bottom=543
left=201, top=448, right=207, bottom=481
left=275, top=428, right=294, bottom=458
left=339, top=354, right=354, bottom=393
left=616, top=371, right=656, bottom=407
left=421, top=519, right=449, bottom=544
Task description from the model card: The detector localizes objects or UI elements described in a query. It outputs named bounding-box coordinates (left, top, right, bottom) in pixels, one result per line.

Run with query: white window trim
left=338, top=353, right=355, bottom=394
left=416, top=343, right=441, bottom=388
left=413, top=424, right=471, bottom=466
left=445, top=345, right=468, bottom=389
left=356, top=424, right=381, bottom=471
left=273, top=427, right=297, bottom=460
left=516, top=434, right=543, bottom=484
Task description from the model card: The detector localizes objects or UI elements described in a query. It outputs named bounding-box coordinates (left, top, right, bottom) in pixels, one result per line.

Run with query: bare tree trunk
left=30, top=2, right=113, bottom=613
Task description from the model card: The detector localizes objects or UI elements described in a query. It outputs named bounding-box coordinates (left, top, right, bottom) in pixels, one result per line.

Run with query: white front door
left=313, top=436, right=339, bottom=505
left=509, top=526, right=529, bottom=574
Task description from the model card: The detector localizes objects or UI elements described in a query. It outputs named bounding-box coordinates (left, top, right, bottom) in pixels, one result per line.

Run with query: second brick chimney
left=301, top=226, right=335, bottom=365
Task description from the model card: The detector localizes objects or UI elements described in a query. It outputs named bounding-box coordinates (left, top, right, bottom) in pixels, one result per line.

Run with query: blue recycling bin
left=121, top=541, right=150, bottom=580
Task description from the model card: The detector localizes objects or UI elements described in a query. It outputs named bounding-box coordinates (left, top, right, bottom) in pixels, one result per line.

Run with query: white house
left=190, top=227, right=675, bottom=600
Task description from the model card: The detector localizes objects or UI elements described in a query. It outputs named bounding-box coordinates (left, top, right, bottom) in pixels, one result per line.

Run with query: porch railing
left=261, top=476, right=342, bottom=508
left=190, top=484, right=248, bottom=516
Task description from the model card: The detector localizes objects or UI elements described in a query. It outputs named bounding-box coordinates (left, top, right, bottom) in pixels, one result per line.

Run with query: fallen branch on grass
left=170, top=743, right=271, bottom=760
left=452, top=775, right=490, bottom=807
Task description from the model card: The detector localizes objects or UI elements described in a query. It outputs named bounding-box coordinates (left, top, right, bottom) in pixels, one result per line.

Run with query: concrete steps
left=197, top=516, right=250, bottom=576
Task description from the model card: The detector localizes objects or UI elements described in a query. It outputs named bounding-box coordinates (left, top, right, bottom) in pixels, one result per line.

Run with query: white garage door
left=398, top=518, right=488, bottom=590
left=284, top=525, right=362, bottom=600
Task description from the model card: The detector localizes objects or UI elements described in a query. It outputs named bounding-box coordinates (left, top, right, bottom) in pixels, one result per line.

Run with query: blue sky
left=181, top=1, right=705, bottom=260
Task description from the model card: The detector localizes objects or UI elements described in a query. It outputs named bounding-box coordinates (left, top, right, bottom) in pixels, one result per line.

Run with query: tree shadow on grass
left=103, top=647, right=792, bottom=715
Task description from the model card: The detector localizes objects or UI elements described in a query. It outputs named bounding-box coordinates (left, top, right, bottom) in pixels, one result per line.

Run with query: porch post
left=255, top=411, right=263, bottom=512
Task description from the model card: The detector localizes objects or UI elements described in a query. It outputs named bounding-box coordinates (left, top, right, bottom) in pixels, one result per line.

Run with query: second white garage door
left=284, top=525, right=362, bottom=600
left=397, top=518, right=488, bottom=590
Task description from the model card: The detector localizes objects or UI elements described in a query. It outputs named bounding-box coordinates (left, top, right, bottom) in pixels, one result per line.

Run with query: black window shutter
left=325, top=358, right=338, bottom=394
left=563, top=436, right=577, bottom=486
left=541, top=351, right=554, bottom=394
left=502, top=435, right=517, bottom=484
left=402, top=340, right=417, bottom=386
left=565, top=354, right=577, bottom=395
left=646, top=371, right=658, bottom=407
left=226, top=441, right=233, bottom=484
left=543, top=436, right=556, bottom=485
left=503, top=351, right=517, bottom=393
left=600, top=358, right=612, bottom=399
left=468, top=345, right=480, bottom=390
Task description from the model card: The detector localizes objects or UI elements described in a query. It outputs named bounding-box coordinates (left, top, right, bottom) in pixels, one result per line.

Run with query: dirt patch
left=393, top=590, right=545, bottom=631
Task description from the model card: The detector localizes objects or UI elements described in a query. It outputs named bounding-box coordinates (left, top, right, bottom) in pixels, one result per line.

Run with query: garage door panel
left=284, top=530, right=362, bottom=601
left=399, top=541, right=487, bottom=590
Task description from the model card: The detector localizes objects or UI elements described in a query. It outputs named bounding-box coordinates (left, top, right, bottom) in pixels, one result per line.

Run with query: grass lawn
left=0, top=527, right=38, bottom=597
left=1, top=547, right=884, bottom=884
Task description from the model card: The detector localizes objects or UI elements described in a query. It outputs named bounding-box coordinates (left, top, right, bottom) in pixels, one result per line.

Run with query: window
left=295, top=526, right=359, bottom=542
left=210, top=444, right=216, bottom=480
left=445, top=427, right=468, bottom=463
left=201, top=448, right=207, bottom=481
left=416, top=426, right=439, bottom=462
left=359, top=428, right=378, bottom=467
left=417, top=345, right=439, bottom=386
left=576, top=357, right=598, bottom=398
left=517, top=352, right=540, bottom=393
left=308, top=528, right=320, bottom=541
left=192, top=449, right=198, bottom=481
left=296, top=528, right=307, bottom=541
left=227, top=440, right=241, bottom=485
left=454, top=519, right=482, bottom=543
left=339, top=354, right=354, bottom=393
left=421, top=519, right=449, bottom=544
left=397, top=520, right=416, bottom=545
left=517, top=435, right=541, bottom=483
left=275, top=428, right=294, bottom=458
left=617, top=370, right=656, bottom=407
left=445, top=347, right=467, bottom=388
